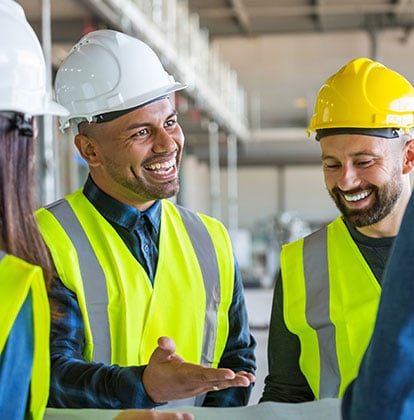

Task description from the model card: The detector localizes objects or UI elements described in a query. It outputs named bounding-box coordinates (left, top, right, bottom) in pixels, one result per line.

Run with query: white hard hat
left=0, top=0, right=68, bottom=116
left=55, top=29, right=187, bottom=131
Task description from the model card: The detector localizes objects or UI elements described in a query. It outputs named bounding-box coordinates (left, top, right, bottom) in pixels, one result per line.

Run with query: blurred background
left=20, top=0, right=414, bottom=403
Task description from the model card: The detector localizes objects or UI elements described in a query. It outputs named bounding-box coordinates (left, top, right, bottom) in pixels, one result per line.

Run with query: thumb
left=157, top=336, right=177, bottom=352
left=149, top=336, right=177, bottom=363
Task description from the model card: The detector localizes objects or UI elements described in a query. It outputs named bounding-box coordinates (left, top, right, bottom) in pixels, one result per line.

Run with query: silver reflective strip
left=0, top=250, right=6, bottom=261
left=45, top=199, right=111, bottom=363
left=303, top=226, right=340, bottom=398
left=176, top=206, right=221, bottom=407
left=177, top=205, right=220, bottom=367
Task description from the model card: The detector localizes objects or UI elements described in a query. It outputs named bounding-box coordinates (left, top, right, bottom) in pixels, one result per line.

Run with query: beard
left=329, top=176, right=403, bottom=228
left=104, top=160, right=181, bottom=203
left=120, top=175, right=180, bottom=201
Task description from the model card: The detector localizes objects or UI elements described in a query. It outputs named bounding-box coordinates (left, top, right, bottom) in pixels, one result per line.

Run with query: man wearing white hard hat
left=37, top=29, right=256, bottom=409
left=0, top=2, right=194, bottom=420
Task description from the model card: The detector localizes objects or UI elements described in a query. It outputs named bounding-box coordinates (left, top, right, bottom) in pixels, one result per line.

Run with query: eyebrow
left=321, top=150, right=378, bottom=160
left=124, top=111, right=178, bottom=131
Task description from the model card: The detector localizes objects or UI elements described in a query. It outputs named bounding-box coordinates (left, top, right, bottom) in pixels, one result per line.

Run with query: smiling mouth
left=144, top=158, right=176, bottom=174
left=343, top=190, right=371, bottom=202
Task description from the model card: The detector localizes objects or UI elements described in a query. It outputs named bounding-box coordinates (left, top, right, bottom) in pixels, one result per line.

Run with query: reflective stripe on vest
left=45, top=198, right=111, bottom=362
left=176, top=205, right=220, bottom=367
left=303, top=226, right=340, bottom=397
left=45, top=199, right=220, bottom=367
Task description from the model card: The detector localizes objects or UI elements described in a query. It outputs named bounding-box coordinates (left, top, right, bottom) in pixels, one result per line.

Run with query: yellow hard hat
left=307, top=57, right=414, bottom=139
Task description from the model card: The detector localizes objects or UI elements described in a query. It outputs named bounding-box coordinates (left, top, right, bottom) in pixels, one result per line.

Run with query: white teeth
left=146, top=158, right=175, bottom=171
left=344, top=191, right=370, bottom=202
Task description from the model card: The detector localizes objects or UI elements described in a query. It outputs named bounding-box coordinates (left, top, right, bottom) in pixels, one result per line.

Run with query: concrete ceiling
left=19, top=0, right=414, bottom=165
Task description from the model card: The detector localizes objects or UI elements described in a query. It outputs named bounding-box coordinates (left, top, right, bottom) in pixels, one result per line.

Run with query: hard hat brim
left=43, top=100, right=70, bottom=117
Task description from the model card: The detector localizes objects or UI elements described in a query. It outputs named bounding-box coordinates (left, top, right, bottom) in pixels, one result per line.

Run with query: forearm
left=48, top=356, right=157, bottom=408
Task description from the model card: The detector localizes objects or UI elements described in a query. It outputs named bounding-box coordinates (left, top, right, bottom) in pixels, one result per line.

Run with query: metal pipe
left=208, top=121, right=221, bottom=219
left=40, top=0, right=59, bottom=204
left=227, top=133, right=238, bottom=232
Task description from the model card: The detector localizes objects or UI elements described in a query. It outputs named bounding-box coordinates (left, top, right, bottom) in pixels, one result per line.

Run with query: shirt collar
left=83, top=175, right=161, bottom=233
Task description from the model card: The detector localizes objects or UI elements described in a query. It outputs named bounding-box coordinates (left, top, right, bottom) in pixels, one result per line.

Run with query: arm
left=48, top=278, right=253, bottom=409
left=115, top=412, right=194, bottom=420
left=260, top=272, right=315, bottom=403
left=202, top=258, right=257, bottom=407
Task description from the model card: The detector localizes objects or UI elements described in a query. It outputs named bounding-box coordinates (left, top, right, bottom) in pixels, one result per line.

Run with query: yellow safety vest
left=0, top=252, right=50, bottom=420
left=280, top=216, right=381, bottom=398
left=37, top=190, right=234, bottom=370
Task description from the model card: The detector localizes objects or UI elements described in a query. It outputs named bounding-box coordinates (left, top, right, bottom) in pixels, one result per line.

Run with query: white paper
left=44, top=399, right=342, bottom=420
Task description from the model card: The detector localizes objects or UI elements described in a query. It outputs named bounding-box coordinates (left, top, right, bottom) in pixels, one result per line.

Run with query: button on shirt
left=48, top=175, right=256, bottom=409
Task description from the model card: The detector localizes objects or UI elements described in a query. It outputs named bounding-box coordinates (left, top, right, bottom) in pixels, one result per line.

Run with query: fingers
left=233, top=371, right=256, bottom=384
left=143, top=336, right=255, bottom=403
left=203, top=370, right=256, bottom=392
left=113, top=410, right=194, bottom=420
left=195, top=367, right=255, bottom=387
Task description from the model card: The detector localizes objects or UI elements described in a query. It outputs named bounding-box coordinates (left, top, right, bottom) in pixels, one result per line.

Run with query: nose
left=152, top=127, right=179, bottom=153
left=337, top=163, right=361, bottom=191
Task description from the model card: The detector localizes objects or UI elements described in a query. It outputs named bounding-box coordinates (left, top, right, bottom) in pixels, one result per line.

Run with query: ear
left=402, top=139, right=414, bottom=174
left=75, top=134, right=101, bottom=167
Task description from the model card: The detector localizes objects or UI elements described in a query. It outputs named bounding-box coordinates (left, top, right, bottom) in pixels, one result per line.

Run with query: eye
left=323, top=161, right=340, bottom=170
left=355, top=159, right=374, bottom=167
left=165, top=116, right=178, bottom=129
left=130, top=128, right=150, bottom=139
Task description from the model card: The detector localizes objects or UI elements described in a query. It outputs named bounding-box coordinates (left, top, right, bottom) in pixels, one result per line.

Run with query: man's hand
left=114, top=410, right=194, bottom=420
left=142, top=336, right=255, bottom=403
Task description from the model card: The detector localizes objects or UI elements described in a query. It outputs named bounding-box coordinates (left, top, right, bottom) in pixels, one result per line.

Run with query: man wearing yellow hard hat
left=261, top=57, right=414, bottom=402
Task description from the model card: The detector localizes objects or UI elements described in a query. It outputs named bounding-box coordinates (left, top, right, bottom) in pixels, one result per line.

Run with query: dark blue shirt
left=48, top=176, right=256, bottom=409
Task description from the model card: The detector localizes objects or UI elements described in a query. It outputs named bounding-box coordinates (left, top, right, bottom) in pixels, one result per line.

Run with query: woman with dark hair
left=0, top=1, right=68, bottom=419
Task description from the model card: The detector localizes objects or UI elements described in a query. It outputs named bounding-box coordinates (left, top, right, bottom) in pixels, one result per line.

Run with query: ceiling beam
left=227, top=0, right=251, bottom=34
left=197, top=3, right=413, bottom=19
